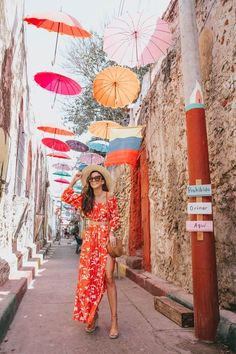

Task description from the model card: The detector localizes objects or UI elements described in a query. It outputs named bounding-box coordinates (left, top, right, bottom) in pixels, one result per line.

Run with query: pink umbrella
left=80, top=152, right=104, bottom=165
left=47, top=152, right=71, bottom=159
left=41, top=138, right=70, bottom=152
left=52, top=163, right=72, bottom=170
left=34, top=72, right=82, bottom=107
left=103, top=12, right=172, bottom=67
left=54, top=179, right=70, bottom=184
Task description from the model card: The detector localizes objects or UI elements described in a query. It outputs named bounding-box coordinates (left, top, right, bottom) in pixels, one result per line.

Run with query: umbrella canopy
left=88, top=140, right=109, bottom=153
left=37, top=126, right=75, bottom=136
left=54, top=179, right=70, bottom=184
left=24, top=12, right=91, bottom=65
left=65, top=140, right=89, bottom=152
left=24, top=12, right=91, bottom=37
left=88, top=120, right=122, bottom=140
left=103, top=12, right=172, bottom=67
left=53, top=171, right=71, bottom=177
left=80, top=152, right=104, bottom=165
left=42, top=138, right=70, bottom=152
left=93, top=66, right=140, bottom=109
left=75, top=162, right=88, bottom=171
left=47, top=152, right=71, bottom=159
left=34, top=72, right=82, bottom=96
left=52, top=163, right=72, bottom=170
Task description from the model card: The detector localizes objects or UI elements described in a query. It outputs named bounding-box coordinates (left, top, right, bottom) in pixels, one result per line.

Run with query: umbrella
left=47, top=152, right=71, bottom=159
left=52, top=163, right=72, bottom=170
left=88, top=120, right=122, bottom=140
left=65, top=140, right=89, bottom=152
left=88, top=140, right=109, bottom=153
left=53, top=171, right=71, bottom=177
left=34, top=72, right=82, bottom=107
left=75, top=162, right=88, bottom=171
left=93, top=66, right=140, bottom=109
left=103, top=12, right=172, bottom=67
left=37, top=126, right=75, bottom=136
left=24, top=11, right=91, bottom=65
left=80, top=152, right=104, bottom=165
left=41, top=138, right=70, bottom=152
left=54, top=179, right=70, bottom=184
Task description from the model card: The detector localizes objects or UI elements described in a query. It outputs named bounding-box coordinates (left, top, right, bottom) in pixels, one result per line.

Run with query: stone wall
left=135, top=0, right=235, bottom=308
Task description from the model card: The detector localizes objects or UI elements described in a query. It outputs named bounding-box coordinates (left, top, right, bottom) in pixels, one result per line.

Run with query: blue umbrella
left=88, top=140, right=109, bottom=153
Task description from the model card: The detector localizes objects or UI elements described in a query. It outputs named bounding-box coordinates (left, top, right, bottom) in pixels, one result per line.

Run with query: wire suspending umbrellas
left=103, top=12, right=172, bottom=67
left=24, top=12, right=91, bottom=65
left=34, top=72, right=82, bottom=107
left=88, top=120, right=122, bottom=140
left=93, top=66, right=140, bottom=109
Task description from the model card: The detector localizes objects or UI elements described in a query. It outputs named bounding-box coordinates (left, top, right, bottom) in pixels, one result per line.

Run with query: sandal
left=109, top=315, right=119, bottom=339
left=85, top=313, right=98, bottom=334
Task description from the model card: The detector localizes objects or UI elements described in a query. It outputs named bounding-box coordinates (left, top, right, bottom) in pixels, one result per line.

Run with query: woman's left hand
left=109, top=232, right=116, bottom=247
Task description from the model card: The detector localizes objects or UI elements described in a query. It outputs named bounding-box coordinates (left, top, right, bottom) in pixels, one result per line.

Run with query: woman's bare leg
left=105, top=254, right=118, bottom=336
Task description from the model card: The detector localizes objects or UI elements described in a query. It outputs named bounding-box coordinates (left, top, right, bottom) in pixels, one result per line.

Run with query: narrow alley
left=0, top=241, right=232, bottom=354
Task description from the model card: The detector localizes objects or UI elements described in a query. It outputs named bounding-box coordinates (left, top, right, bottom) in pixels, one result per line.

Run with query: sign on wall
left=187, top=184, right=212, bottom=197
left=187, top=202, right=212, bottom=215
left=186, top=220, right=213, bottom=232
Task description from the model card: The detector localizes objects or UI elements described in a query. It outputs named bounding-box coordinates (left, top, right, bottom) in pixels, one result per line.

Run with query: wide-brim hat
left=81, top=165, right=113, bottom=191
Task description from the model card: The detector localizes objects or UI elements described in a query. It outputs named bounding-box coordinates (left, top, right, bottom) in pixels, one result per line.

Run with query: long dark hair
left=81, top=171, right=108, bottom=215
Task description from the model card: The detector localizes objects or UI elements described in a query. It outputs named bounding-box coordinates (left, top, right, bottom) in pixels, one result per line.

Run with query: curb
left=0, top=242, right=51, bottom=343
left=117, top=257, right=236, bottom=353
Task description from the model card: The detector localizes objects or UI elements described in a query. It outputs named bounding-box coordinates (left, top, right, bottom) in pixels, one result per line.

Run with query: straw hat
left=81, top=165, right=113, bottom=191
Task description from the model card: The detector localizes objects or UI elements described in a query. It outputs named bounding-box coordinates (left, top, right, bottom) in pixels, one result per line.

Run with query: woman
left=61, top=165, right=120, bottom=339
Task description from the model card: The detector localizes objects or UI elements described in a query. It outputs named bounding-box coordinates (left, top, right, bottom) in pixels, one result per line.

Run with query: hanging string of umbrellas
left=24, top=6, right=172, bottom=205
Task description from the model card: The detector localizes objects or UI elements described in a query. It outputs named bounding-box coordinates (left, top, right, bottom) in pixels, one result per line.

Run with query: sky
left=23, top=0, right=170, bottom=196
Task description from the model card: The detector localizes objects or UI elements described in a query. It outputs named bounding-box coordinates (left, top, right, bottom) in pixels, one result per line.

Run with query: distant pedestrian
left=61, top=165, right=120, bottom=338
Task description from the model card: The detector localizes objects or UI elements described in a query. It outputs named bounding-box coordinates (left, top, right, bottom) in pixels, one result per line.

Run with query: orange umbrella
left=93, top=66, right=140, bottom=109
left=88, top=120, right=122, bottom=140
left=37, top=126, right=75, bottom=136
left=24, top=11, right=91, bottom=64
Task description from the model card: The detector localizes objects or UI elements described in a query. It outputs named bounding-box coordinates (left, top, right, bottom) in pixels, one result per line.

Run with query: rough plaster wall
left=112, top=165, right=131, bottom=255
left=138, top=0, right=235, bottom=307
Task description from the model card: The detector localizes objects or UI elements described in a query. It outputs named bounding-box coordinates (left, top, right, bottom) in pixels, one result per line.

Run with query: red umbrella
left=24, top=11, right=91, bottom=65
left=47, top=152, right=71, bottom=159
left=41, top=138, right=70, bottom=152
left=37, top=126, right=75, bottom=136
left=34, top=72, right=82, bottom=107
left=65, top=140, right=89, bottom=152
left=54, top=179, right=70, bottom=184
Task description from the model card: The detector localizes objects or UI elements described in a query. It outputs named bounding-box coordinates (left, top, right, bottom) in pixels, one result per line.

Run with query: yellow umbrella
left=88, top=120, right=121, bottom=140
left=93, top=66, right=140, bottom=109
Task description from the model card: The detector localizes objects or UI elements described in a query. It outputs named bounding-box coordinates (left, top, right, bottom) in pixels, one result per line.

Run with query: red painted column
left=140, top=145, right=151, bottom=272
left=186, top=108, right=219, bottom=340
left=179, top=0, right=219, bottom=340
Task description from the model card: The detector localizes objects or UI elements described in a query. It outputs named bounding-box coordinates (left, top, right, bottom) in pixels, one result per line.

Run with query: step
left=154, top=296, right=194, bottom=328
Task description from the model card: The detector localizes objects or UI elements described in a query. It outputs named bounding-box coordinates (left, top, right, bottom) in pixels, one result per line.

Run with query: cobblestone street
left=0, top=241, right=232, bottom=354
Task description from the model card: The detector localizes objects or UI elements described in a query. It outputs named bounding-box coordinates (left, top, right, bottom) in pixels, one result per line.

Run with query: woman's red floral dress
left=61, top=187, right=120, bottom=325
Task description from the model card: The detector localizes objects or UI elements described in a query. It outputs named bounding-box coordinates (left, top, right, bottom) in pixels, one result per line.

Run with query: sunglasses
left=88, top=175, right=103, bottom=182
